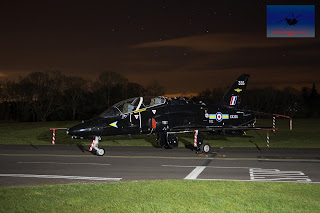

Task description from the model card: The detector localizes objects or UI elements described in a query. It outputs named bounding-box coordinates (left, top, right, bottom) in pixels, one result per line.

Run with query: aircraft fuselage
left=68, top=97, right=255, bottom=139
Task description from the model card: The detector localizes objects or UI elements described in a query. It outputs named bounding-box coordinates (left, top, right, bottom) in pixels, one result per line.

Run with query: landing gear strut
left=158, top=133, right=179, bottom=149
left=89, top=136, right=105, bottom=156
left=194, top=130, right=211, bottom=154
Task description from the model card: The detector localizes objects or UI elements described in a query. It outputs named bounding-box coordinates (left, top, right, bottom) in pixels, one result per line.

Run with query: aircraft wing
left=169, top=125, right=277, bottom=133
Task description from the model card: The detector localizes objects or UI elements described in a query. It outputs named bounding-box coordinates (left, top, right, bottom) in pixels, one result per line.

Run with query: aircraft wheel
left=167, top=134, right=179, bottom=148
left=159, top=133, right=173, bottom=149
left=96, top=148, right=105, bottom=156
left=200, top=143, right=211, bottom=153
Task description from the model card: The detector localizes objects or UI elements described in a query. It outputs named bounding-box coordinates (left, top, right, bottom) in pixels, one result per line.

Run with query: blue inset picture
left=267, top=5, right=315, bottom=38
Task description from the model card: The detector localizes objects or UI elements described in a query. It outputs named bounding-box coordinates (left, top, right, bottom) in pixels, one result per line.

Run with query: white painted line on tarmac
left=162, top=165, right=258, bottom=169
left=184, top=166, right=206, bottom=180
left=2, top=154, right=319, bottom=162
left=18, top=162, right=110, bottom=166
left=0, top=153, right=214, bottom=160
left=193, top=179, right=320, bottom=183
left=0, top=174, right=122, bottom=181
left=162, top=165, right=196, bottom=168
left=250, top=178, right=311, bottom=182
left=167, top=165, right=315, bottom=183
left=249, top=168, right=312, bottom=182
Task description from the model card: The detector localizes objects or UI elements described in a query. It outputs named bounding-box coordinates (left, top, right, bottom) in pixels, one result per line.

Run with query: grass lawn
left=0, top=119, right=319, bottom=148
left=1, top=180, right=319, bottom=213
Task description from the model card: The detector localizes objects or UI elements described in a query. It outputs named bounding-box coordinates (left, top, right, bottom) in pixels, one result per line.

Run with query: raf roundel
left=216, top=112, right=223, bottom=122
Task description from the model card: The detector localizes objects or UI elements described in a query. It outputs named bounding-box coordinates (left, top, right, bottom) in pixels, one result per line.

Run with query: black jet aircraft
left=278, top=13, right=302, bottom=26
left=67, top=74, right=289, bottom=156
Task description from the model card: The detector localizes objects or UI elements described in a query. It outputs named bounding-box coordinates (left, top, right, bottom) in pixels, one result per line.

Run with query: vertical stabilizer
left=222, top=74, right=250, bottom=107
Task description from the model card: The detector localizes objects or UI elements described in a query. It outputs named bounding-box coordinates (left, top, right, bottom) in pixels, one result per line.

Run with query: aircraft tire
left=167, top=134, right=179, bottom=148
left=200, top=143, right=211, bottom=154
left=96, top=148, right=105, bottom=156
left=159, top=133, right=175, bottom=149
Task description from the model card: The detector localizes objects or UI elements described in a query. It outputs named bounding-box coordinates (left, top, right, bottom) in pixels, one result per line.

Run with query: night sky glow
left=0, top=0, right=319, bottom=95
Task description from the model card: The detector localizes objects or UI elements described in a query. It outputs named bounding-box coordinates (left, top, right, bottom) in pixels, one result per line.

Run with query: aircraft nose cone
left=67, top=126, right=78, bottom=136
left=68, top=123, right=87, bottom=135
left=67, top=128, right=74, bottom=136
left=67, top=120, right=100, bottom=138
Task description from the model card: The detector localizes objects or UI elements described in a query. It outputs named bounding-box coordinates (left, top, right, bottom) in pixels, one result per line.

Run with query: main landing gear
left=199, top=143, right=211, bottom=154
left=89, top=136, right=105, bottom=156
left=157, top=131, right=211, bottom=154
left=157, top=133, right=179, bottom=149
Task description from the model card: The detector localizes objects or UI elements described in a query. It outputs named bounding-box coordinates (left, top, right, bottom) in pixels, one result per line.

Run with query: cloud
left=133, top=33, right=319, bottom=53
left=130, top=32, right=320, bottom=75
left=127, top=33, right=320, bottom=93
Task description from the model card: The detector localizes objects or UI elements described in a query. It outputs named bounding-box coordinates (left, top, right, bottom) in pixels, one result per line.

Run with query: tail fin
left=222, top=74, right=250, bottom=107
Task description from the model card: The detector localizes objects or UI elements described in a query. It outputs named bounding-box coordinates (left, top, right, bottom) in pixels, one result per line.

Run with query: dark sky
left=0, top=0, right=319, bottom=95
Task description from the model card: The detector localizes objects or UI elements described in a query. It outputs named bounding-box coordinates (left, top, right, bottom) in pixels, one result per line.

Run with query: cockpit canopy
left=99, top=96, right=167, bottom=118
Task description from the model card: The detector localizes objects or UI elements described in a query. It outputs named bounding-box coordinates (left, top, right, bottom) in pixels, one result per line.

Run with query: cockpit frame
left=99, top=96, right=167, bottom=118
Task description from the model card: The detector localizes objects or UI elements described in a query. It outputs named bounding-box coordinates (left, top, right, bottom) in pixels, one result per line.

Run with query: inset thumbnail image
left=267, top=5, right=315, bottom=38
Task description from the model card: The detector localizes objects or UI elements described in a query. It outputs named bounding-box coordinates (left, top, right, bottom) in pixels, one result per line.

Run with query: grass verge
left=0, top=119, right=319, bottom=148
left=1, top=180, right=319, bottom=213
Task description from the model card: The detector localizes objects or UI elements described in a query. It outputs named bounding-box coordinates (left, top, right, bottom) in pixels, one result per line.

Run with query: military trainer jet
left=67, top=74, right=289, bottom=156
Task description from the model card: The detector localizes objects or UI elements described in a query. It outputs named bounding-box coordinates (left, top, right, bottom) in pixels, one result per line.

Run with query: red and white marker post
left=49, top=128, right=68, bottom=145
left=273, top=114, right=292, bottom=131
left=50, top=128, right=58, bottom=145
left=272, top=116, right=276, bottom=134
left=194, top=130, right=198, bottom=148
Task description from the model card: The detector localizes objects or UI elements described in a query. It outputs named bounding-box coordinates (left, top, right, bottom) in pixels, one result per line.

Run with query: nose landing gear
left=89, top=136, right=105, bottom=156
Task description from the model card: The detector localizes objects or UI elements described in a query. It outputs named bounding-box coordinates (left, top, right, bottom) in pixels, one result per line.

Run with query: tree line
left=0, top=71, right=165, bottom=121
left=0, top=71, right=319, bottom=121
left=192, top=84, right=320, bottom=118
